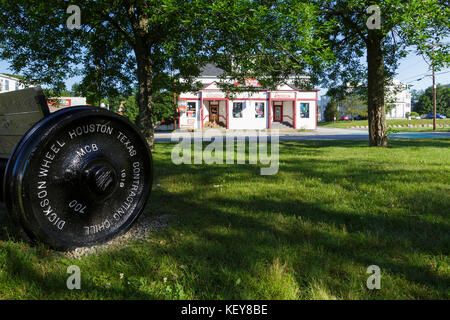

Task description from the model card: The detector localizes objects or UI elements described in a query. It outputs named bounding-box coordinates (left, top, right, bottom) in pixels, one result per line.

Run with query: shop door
left=209, top=104, right=219, bottom=122
left=273, top=106, right=282, bottom=122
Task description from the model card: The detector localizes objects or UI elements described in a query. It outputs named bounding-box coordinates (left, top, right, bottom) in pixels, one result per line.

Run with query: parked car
left=424, top=114, right=447, bottom=119
left=340, top=116, right=350, bottom=120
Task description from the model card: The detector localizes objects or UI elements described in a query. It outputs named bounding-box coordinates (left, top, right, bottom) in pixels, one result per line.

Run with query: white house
left=318, top=79, right=412, bottom=121
left=0, top=74, right=26, bottom=93
left=386, top=80, right=412, bottom=119
left=177, top=64, right=319, bottom=130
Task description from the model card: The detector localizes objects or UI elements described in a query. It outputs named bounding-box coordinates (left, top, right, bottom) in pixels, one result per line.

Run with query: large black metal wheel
left=2, top=106, right=152, bottom=250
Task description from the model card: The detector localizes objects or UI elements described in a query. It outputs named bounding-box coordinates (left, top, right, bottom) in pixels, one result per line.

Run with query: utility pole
left=432, top=63, right=437, bottom=131
left=420, top=42, right=445, bottom=131
left=172, top=65, right=178, bottom=131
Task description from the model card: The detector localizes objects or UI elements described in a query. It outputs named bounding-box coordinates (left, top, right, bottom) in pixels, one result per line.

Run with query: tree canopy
left=339, top=94, right=368, bottom=119
left=414, top=84, right=450, bottom=117
left=316, top=0, right=449, bottom=145
left=0, top=0, right=333, bottom=149
left=0, top=1, right=448, bottom=148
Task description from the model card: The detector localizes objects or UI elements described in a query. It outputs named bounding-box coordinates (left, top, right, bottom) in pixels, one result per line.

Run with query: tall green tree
left=414, top=84, right=450, bottom=117
left=0, top=0, right=335, bottom=149
left=204, top=1, right=334, bottom=92
left=339, top=94, right=367, bottom=119
left=324, top=99, right=339, bottom=122
left=0, top=0, right=211, bottom=150
left=317, top=0, right=449, bottom=146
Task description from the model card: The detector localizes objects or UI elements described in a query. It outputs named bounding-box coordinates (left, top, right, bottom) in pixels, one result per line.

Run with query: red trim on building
left=201, top=81, right=218, bottom=90
left=200, top=91, right=203, bottom=129
left=294, top=91, right=298, bottom=129
left=202, top=97, right=228, bottom=101
left=292, top=102, right=296, bottom=129
left=201, top=88, right=267, bottom=91
left=219, top=97, right=268, bottom=101
left=180, top=87, right=319, bottom=130
left=182, top=96, right=315, bottom=101
left=268, top=92, right=272, bottom=129
left=226, top=98, right=229, bottom=129
left=315, top=91, right=318, bottom=130
left=283, top=115, right=294, bottom=126
left=273, top=105, right=283, bottom=122
left=178, top=97, right=198, bottom=100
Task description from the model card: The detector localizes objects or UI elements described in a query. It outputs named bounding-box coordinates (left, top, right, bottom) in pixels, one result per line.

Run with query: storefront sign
left=272, top=92, right=295, bottom=99
left=234, top=79, right=262, bottom=87
left=202, top=91, right=225, bottom=99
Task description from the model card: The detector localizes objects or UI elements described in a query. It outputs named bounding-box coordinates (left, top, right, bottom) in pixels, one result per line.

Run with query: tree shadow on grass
left=0, top=243, right=158, bottom=299
left=388, top=138, right=450, bottom=148
left=279, top=138, right=450, bottom=149
left=143, top=142, right=449, bottom=298
left=0, top=203, right=22, bottom=243
left=0, top=185, right=447, bottom=299
left=91, top=185, right=449, bottom=299
left=0, top=139, right=448, bottom=299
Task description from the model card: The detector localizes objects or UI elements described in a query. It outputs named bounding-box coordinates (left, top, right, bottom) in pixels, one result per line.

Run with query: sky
left=0, top=50, right=449, bottom=100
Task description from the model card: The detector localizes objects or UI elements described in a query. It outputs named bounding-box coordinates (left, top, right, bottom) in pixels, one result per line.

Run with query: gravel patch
left=63, top=214, right=169, bottom=259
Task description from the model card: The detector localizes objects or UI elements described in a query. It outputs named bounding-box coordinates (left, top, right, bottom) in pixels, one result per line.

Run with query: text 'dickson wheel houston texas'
left=3, top=106, right=153, bottom=250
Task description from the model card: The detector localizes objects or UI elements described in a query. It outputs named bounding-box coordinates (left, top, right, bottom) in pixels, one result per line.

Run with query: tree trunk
left=366, top=29, right=387, bottom=147
left=135, top=38, right=155, bottom=151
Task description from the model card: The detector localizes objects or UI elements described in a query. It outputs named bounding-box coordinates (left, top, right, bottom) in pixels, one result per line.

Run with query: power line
left=400, top=71, right=430, bottom=82
left=403, top=70, right=450, bottom=83
left=405, top=77, right=428, bottom=84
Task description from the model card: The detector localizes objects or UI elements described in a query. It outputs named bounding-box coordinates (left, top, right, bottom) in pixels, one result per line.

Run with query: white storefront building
left=178, top=64, right=318, bottom=130
left=0, top=74, right=26, bottom=93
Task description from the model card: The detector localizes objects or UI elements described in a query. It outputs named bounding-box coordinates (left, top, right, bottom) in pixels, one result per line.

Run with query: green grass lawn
left=319, top=119, right=450, bottom=129
left=0, top=139, right=449, bottom=299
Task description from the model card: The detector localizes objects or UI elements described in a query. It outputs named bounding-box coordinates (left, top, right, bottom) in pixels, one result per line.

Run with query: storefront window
left=233, top=102, right=244, bottom=118
left=300, top=103, right=310, bottom=118
left=187, top=102, right=196, bottom=118
left=255, top=102, right=265, bottom=118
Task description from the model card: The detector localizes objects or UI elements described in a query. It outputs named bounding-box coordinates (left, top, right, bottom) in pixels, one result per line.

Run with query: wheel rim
left=4, top=107, right=152, bottom=250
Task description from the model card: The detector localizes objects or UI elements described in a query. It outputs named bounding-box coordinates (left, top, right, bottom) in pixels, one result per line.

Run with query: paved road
left=155, top=127, right=450, bottom=142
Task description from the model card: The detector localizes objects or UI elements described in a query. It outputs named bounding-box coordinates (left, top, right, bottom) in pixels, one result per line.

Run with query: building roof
left=0, top=74, right=23, bottom=81
left=197, top=64, right=319, bottom=91
left=200, top=63, right=224, bottom=77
